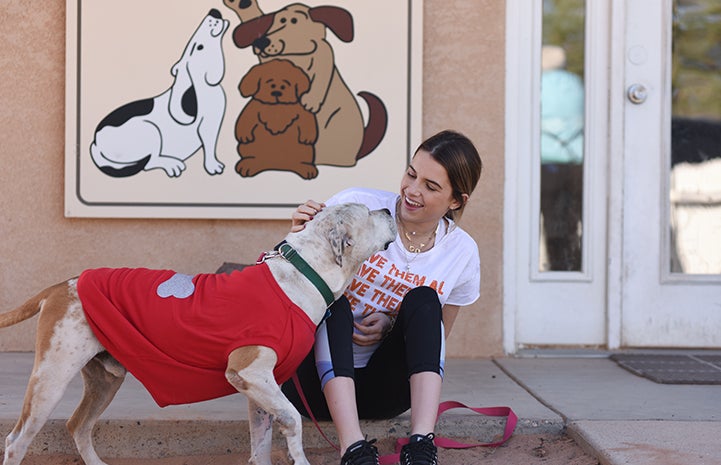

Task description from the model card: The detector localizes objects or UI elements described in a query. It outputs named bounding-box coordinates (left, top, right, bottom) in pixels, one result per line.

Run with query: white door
left=618, top=0, right=721, bottom=347
left=505, top=0, right=721, bottom=352
left=505, top=0, right=610, bottom=351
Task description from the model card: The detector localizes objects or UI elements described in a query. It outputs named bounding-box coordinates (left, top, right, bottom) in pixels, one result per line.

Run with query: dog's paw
left=235, top=159, right=261, bottom=177
left=237, top=133, right=255, bottom=144
left=205, top=158, right=225, bottom=175
left=298, top=134, right=318, bottom=145
left=300, top=93, right=322, bottom=113
left=224, top=0, right=253, bottom=9
left=164, top=165, right=186, bottom=177
left=160, top=158, right=185, bottom=178
left=147, top=157, right=187, bottom=177
left=297, top=164, right=319, bottom=180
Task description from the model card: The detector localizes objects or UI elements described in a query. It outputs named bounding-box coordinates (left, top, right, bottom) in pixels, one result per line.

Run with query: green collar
left=268, top=242, right=335, bottom=308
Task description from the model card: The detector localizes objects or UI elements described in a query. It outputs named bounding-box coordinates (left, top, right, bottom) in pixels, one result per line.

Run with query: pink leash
left=292, top=374, right=340, bottom=452
left=292, top=375, right=518, bottom=465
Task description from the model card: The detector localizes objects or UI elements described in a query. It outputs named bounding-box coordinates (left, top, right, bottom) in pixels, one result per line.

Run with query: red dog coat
left=77, top=263, right=316, bottom=407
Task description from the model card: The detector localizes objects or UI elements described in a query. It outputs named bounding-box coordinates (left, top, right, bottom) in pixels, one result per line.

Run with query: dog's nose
left=253, top=36, right=270, bottom=52
left=271, top=91, right=282, bottom=97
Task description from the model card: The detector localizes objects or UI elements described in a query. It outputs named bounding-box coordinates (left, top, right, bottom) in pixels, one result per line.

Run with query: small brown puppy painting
left=234, top=59, right=318, bottom=179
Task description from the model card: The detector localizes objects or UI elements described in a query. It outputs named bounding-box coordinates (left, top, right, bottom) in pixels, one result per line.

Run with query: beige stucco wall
left=0, top=0, right=505, bottom=357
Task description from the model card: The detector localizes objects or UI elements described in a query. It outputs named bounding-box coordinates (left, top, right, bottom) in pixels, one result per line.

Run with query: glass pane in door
left=670, top=0, right=721, bottom=274
left=539, top=0, right=586, bottom=271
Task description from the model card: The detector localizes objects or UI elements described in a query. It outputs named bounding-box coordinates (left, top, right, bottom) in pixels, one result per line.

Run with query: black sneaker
left=400, top=433, right=438, bottom=465
left=340, top=439, right=379, bottom=465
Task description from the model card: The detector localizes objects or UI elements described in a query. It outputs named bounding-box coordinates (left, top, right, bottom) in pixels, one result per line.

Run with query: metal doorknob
left=627, top=84, right=648, bottom=104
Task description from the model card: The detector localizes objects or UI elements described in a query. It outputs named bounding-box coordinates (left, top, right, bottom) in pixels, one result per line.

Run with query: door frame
left=605, top=0, right=626, bottom=350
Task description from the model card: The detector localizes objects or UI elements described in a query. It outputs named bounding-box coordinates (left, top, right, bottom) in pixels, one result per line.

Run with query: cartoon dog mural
left=235, top=59, right=319, bottom=179
left=90, top=9, right=229, bottom=178
left=223, top=1, right=388, bottom=168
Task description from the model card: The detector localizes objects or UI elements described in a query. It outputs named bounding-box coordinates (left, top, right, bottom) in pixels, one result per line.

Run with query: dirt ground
left=21, top=433, right=600, bottom=465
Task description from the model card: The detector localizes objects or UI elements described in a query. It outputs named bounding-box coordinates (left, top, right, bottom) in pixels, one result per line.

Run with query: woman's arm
left=442, top=305, right=460, bottom=339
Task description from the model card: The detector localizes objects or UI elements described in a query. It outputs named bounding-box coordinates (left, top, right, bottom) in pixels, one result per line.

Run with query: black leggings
left=281, top=286, right=443, bottom=420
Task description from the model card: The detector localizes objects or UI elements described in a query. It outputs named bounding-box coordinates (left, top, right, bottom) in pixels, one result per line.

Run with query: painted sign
left=65, top=0, right=422, bottom=218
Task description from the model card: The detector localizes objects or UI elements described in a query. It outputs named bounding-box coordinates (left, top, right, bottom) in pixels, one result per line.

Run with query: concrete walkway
left=1, top=351, right=720, bottom=464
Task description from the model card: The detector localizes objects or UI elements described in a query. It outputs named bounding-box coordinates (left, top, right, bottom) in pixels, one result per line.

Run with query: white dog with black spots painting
left=90, top=9, right=229, bottom=178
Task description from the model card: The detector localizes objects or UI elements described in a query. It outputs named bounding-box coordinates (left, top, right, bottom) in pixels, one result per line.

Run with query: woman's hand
left=290, top=200, right=325, bottom=232
left=353, top=312, right=393, bottom=346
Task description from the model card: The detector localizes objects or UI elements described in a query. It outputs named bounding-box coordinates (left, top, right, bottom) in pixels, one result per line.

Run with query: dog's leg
left=4, top=351, right=101, bottom=464
left=247, top=399, right=274, bottom=465
left=197, top=89, right=226, bottom=176
left=4, top=295, right=103, bottom=465
left=4, top=372, right=77, bottom=465
left=66, top=353, right=126, bottom=465
left=226, top=346, right=310, bottom=465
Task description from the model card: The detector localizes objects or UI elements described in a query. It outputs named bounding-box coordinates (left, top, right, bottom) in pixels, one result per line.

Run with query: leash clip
left=256, top=250, right=280, bottom=264
left=256, top=242, right=297, bottom=264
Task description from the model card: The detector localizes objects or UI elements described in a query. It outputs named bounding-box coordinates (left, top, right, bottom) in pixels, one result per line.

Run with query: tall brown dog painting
left=224, top=1, right=388, bottom=168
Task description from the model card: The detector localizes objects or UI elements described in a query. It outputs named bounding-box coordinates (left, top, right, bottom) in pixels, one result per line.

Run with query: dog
left=0, top=203, right=396, bottom=465
left=234, top=59, right=319, bottom=179
left=224, top=1, right=388, bottom=167
left=89, top=9, right=229, bottom=178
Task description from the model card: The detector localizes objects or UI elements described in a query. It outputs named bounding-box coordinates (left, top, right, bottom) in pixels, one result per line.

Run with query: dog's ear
left=309, top=6, right=354, bottom=43
left=232, top=13, right=275, bottom=48
left=327, top=224, right=354, bottom=267
left=168, top=61, right=196, bottom=125
left=239, top=64, right=262, bottom=98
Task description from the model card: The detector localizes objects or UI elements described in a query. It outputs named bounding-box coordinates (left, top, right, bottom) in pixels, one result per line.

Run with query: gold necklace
left=398, top=218, right=437, bottom=254
left=403, top=229, right=436, bottom=253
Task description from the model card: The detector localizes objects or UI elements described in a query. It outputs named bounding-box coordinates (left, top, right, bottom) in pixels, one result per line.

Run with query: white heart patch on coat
left=157, top=273, right=196, bottom=299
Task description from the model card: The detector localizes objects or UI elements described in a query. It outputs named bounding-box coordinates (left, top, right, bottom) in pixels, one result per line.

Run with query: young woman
left=282, top=130, right=483, bottom=465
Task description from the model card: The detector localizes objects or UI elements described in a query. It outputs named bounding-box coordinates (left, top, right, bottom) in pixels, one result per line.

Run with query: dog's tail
left=0, top=283, right=65, bottom=328
left=95, top=155, right=151, bottom=178
left=356, top=91, right=388, bottom=160
left=90, top=140, right=150, bottom=178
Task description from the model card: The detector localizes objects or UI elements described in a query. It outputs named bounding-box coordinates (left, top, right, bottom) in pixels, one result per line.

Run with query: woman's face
left=398, top=149, right=461, bottom=225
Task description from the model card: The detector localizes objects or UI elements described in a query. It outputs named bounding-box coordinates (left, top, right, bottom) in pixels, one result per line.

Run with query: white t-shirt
left=325, top=187, right=481, bottom=366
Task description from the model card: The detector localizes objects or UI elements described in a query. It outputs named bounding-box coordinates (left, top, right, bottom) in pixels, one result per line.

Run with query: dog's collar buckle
left=277, top=242, right=300, bottom=261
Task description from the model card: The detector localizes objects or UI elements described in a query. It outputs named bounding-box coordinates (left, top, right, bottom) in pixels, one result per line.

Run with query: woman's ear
left=450, top=193, right=469, bottom=211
